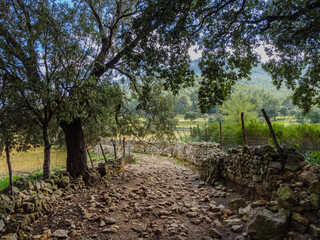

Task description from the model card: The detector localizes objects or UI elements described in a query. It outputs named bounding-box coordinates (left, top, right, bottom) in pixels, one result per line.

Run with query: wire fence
left=174, top=111, right=320, bottom=164
left=0, top=151, right=68, bottom=178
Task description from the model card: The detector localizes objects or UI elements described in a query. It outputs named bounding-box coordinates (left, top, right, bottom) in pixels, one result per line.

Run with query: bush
left=208, top=116, right=215, bottom=123
left=184, top=112, right=197, bottom=121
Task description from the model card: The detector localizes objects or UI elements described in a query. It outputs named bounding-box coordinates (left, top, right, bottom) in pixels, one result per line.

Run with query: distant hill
left=189, top=59, right=291, bottom=93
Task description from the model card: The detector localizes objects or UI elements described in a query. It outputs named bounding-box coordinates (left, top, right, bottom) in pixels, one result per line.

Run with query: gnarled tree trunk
left=43, top=125, right=51, bottom=179
left=60, top=118, right=88, bottom=178
left=5, top=142, right=13, bottom=195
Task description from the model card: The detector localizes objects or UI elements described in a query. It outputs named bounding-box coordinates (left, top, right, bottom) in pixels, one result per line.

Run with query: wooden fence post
left=173, top=132, right=178, bottom=141
left=99, top=143, right=107, bottom=163
left=205, top=123, right=209, bottom=142
left=190, top=127, right=193, bottom=140
left=176, top=129, right=183, bottom=141
left=123, top=137, right=126, bottom=158
left=112, top=139, right=117, bottom=159
left=182, top=130, right=187, bottom=141
left=86, top=146, right=95, bottom=168
left=219, top=120, right=223, bottom=150
left=261, top=109, right=282, bottom=153
left=128, top=141, right=131, bottom=157
left=241, top=112, right=247, bottom=145
left=5, top=143, right=13, bottom=195
left=197, top=124, right=201, bottom=140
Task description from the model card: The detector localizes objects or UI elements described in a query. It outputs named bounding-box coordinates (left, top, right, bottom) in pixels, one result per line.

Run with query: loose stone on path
left=27, top=153, right=247, bottom=239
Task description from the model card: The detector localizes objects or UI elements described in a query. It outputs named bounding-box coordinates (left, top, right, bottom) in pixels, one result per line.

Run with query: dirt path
left=29, top=154, right=247, bottom=240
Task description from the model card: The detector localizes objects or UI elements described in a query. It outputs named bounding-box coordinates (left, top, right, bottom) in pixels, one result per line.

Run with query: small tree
left=220, top=94, right=257, bottom=123
left=184, top=112, right=197, bottom=121
left=306, top=110, right=320, bottom=124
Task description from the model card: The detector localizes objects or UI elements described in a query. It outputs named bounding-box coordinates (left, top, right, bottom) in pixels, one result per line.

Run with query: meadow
left=0, top=147, right=67, bottom=175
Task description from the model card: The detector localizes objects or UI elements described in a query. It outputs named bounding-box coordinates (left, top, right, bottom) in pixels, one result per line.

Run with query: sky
left=188, top=45, right=270, bottom=62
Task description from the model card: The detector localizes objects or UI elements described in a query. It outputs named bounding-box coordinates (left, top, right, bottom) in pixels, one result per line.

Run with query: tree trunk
left=60, top=118, right=88, bottom=179
left=5, top=142, right=13, bottom=195
left=43, top=125, right=51, bottom=179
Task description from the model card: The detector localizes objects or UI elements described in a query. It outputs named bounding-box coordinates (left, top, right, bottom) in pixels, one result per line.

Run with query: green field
left=0, top=147, right=67, bottom=175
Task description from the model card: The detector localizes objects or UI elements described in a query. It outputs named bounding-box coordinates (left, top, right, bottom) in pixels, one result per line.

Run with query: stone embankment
left=129, top=140, right=320, bottom=239
left=0, top=157, right=127, bottom=239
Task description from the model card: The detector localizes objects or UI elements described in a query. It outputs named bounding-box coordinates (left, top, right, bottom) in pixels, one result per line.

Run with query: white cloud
left=188, top=45, right=203, bottom=60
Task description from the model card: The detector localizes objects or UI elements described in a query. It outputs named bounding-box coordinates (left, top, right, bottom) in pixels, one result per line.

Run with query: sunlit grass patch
left=0, top=147, right=67, bottom=174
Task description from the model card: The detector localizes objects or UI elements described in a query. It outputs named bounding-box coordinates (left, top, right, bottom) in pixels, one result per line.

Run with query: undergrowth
left=133, top=157, right=141, bottom=164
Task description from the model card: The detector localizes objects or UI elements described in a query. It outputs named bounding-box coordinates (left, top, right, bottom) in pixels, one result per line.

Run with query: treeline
left=178, top=79, right=320, bottom=124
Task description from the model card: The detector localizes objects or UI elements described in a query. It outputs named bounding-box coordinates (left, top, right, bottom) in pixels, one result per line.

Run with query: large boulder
left=58, top=176, right=70, bottom=188
left=276, top=186, right=298, bottom=210
left=247, top=209, right=287, bottom=240
left=309, top=181, right=320, bottom=195
left=228, top=198, right=247, bottom=211
left=97, top=163, right=110, bottom=177
left=1, top=233, right=18, bottom=240
left=0, top=195, right=14, bottom=216
left=298, top=165, right=320, bottom=184
left=310, top=224, right=320, bottom=239
left=284, top=153, right=304, bottom=172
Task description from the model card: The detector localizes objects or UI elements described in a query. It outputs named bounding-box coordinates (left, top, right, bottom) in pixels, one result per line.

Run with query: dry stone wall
left=0, top=158, right=126, bottom=239
left=129, top=140, right=320, bottom=238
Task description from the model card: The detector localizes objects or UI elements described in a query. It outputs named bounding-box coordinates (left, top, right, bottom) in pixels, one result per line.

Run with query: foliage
left=0, top=0, right=199, bottom=177
left=133, top=157, right=141, bottom=164
left=219, top=94, right=257, bottom=123
left=194, top=0, right=320, bottom=114
left=27, top=170, right=43, bottom=181
left=306, top=109, right=320, bottom=124
left=191, top=120, right=320, bottom=157
left=0, top=175, right=20, bottom=190
left=184, top=112, right=197, bottom=121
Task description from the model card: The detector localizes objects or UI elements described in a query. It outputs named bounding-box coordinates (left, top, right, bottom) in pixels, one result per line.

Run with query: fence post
left=86, top=146, right=94, bottom=168
left=197, top=124, right=201, bottom=140
left=205, top=122, right=209, bottom=142
left=176, top=129, right=183, bottom=141
left=190, top=127, right=193, bottom=141
left=173, top=132, right=178, bottom=141
left=99, top=143, right=107, bottom=163
left=128, top=141, right=131, bottom=157
left=261, top=109, right=282, bottom=154
left=219, top=120, right=223, bottom=150
left=123, top=137, right=126, bottom=158
left=241, top=112, right=247, bottom=145
left=182, top=130, right=187, bottom=141
left=112, top=140, right=117, bottom=159
left=5, top=143, right=13, bottom=195
left=56, top=153, right=58, bottom=167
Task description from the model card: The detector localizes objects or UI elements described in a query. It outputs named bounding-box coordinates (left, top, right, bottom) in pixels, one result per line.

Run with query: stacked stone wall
left=129, top=140, right=320, bottom=238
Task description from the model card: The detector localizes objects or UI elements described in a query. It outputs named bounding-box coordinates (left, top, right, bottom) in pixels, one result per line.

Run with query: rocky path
left=29, top=154, right=248, bottom=240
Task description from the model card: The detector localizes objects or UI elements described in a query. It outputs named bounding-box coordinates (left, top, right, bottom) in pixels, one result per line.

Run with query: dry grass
left=0, top=147, right=67, bottom=174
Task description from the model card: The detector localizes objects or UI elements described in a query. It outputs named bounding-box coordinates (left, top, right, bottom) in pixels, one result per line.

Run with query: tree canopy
left=196, top=0, right=320, bottom=114
left=1, top=0, right=320, bottom=179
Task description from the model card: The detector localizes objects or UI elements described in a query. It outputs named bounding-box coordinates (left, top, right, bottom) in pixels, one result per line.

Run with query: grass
left=0, top=165, right=68, bottom=190
left=175, top=115, right=208, bottom=129
left=133, top=157, right=141, bottom=164
left=169, top=157, right=198, bottom=172
left=88, top=153, right=114, bottom=162
left=0, top=146, right=67, bottom=174
left=0, top=175, right=21, bottom=190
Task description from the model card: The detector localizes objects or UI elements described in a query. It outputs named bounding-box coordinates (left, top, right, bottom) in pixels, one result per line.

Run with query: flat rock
left=52, top=229, right=68, bottom=238
left=102, top=227, right=118, bottom=233
left=247, top=209, right=287, bottom=240
left=104, top=217, right=117, bottom=224
left=209, top=227, right=222, bottom=239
